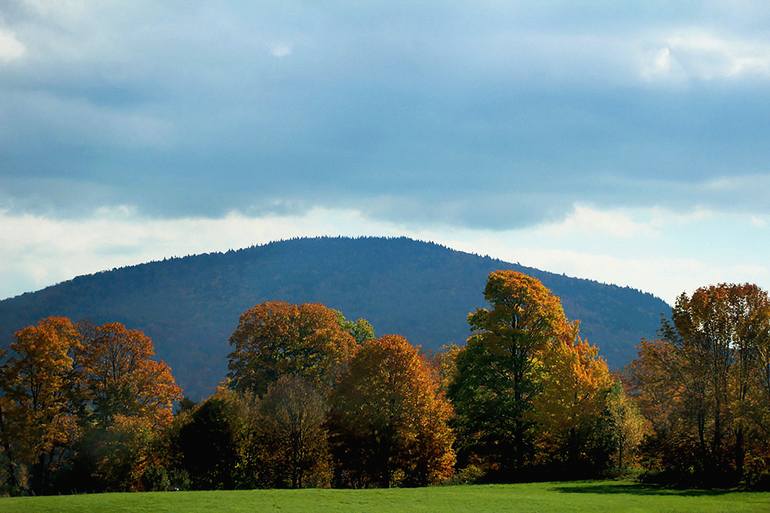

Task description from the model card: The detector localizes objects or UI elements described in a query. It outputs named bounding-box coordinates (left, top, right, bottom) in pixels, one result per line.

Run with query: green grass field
left=3, top=480, right=769, bottom=513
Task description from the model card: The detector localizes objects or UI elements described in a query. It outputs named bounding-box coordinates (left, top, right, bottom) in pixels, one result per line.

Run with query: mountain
left=0, top=237, right=670, bottom=398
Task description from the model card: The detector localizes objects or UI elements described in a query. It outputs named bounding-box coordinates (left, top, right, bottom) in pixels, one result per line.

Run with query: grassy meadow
left=3, top=480, right=769, bottom=513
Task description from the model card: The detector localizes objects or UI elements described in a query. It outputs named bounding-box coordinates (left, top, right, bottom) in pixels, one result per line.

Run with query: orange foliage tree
left=331, top=335, right=455, bottom=487
left=0, top=317, right=81, bottom=493
left=631, top=283, right=770, bottom=485
left=228, top=302, right=359, bottom=396
left=78, top=322, right=181, bottom=428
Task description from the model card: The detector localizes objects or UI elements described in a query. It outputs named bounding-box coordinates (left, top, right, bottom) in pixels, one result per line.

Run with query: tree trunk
left=735, top=428, right=745, bottom=482
left=0, top=405, right=20, bottom=492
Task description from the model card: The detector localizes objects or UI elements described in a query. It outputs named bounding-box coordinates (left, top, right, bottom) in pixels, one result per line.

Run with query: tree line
left=1, top=271, right=768, bottom=495
left=627, top=283, right=770, bottom=487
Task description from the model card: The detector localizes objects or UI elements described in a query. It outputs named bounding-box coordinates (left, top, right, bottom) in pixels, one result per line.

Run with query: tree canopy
left=331, top=334, right=455, bottom=487
left=227, top=302, right=359, bottom=396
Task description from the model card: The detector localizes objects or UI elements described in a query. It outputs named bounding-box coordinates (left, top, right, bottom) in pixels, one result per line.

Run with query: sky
left=1, top=0, right=769, bottom=304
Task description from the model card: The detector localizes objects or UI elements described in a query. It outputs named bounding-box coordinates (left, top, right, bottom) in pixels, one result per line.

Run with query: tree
left=532, top=325, right=614, bottom=472
left=448, top=270, right=567, bottom=477
left=0, top=317, right=81, bottom=493
left=331, top=335, right=455, bottom=487
left=252, top=375, right=331, bottom=488
left=77, top=322, right=182, bottom=428
left=725, top=284, right=770, bottom=480
left=335, top=311, right=375, bottom=345
left=85, top=414, right=163, bottom=491
left=430, top=343, right=462, bottom=394
left=172, top=388, right=251, bottom=490
left=606, top=384, right=647, bottom=469
left=632, top=283, right=770, bottom=486
left=228, top=302, right=359, bottom=396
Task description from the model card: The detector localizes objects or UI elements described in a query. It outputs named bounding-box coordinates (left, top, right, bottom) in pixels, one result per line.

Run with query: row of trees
left=6, top=271, right=766, bottom=494
left=628, top=283, right=770, bottom=487
left=0, top=319, right=181, bottom=494
left=174, top=302, right=454, bottom=489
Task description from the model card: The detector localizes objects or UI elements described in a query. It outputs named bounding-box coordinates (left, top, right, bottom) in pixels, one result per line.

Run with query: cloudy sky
left=1, top=1, right=769, bottom=303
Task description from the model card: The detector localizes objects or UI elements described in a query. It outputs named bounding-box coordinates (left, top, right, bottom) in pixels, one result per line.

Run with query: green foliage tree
left=448, top=271, right=568, bottom=477
left=335, top=311, right=375, bottom=345
left=171, top=388, right=252, bottom=490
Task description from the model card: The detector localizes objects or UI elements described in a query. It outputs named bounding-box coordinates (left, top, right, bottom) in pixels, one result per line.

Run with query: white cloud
left=642, top=30, right=770, bottom=82
left=535, top=204, right=659, bottom=239
left=0, top=30, right=25, bottom=62
left=640, top=46, right=686, bottom=82
left=268, top=42, right=292, bottom=58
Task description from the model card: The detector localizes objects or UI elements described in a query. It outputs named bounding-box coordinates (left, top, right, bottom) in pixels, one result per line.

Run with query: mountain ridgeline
left=0, top=237, right=670, bottom=398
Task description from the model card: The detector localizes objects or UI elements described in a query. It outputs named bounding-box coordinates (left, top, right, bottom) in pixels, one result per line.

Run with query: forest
left=0, top=270, right=768, bottom=495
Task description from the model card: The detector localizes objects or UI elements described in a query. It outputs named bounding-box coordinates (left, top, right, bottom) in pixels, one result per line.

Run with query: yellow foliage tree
left=533, top=324, right=613, bottom=465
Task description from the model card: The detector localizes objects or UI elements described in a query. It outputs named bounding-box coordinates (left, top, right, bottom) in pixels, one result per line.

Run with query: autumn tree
left=632, top=283, right=770, bottom=486
left=606, top=384, right=647, bottom=469
left=250, top=375, right=331, bottom=488
left=228, top=302, right=359, bottom=396
left=77, top=322, right=182, bottom=428
left=431, top=343, right=462, bottom=394
left=62, top=322, right=182, bottom=492
left=80, top=414, right=168, bottom=491
left=724, top=284, right=770, bottom=481
left=448, top=271, right=568, bottom=477
left=532, top=325, right=615, bottom=472
left=0, top=317, right=81, bottom=493
left=330, top=335, right=455, bottom=487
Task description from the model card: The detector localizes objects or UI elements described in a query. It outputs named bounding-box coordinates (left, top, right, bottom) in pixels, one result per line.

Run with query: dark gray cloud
left=1, top=1, right=770, bottom=227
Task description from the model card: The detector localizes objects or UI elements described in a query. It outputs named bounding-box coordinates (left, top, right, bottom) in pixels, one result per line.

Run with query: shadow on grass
left=551, top=483, right=734, bottom=497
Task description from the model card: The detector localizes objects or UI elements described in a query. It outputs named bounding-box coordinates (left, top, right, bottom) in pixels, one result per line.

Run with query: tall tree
left=228, top=302, right=359, bottom=396
left=0, top=317, right=81, bottom=493
left=331, top=335, right=455, bottom=487
left=77, top=322, right=181, bottom=428
left=633, top=283, right=770, bottom=485
left=448, top=270, right=567, bottom=477
left=725, top=284, right=770, bottom=479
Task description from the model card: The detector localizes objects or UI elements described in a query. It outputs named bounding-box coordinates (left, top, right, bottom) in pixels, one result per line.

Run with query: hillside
left=0, top=237, right=670, bottom=398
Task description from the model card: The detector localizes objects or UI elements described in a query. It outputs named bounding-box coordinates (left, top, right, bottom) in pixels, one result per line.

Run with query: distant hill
left=0, top=237, right=670, bottom=398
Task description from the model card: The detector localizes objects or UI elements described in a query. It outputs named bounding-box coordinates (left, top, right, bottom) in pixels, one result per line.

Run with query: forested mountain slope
left=0, top=237, right=670, bottom=397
